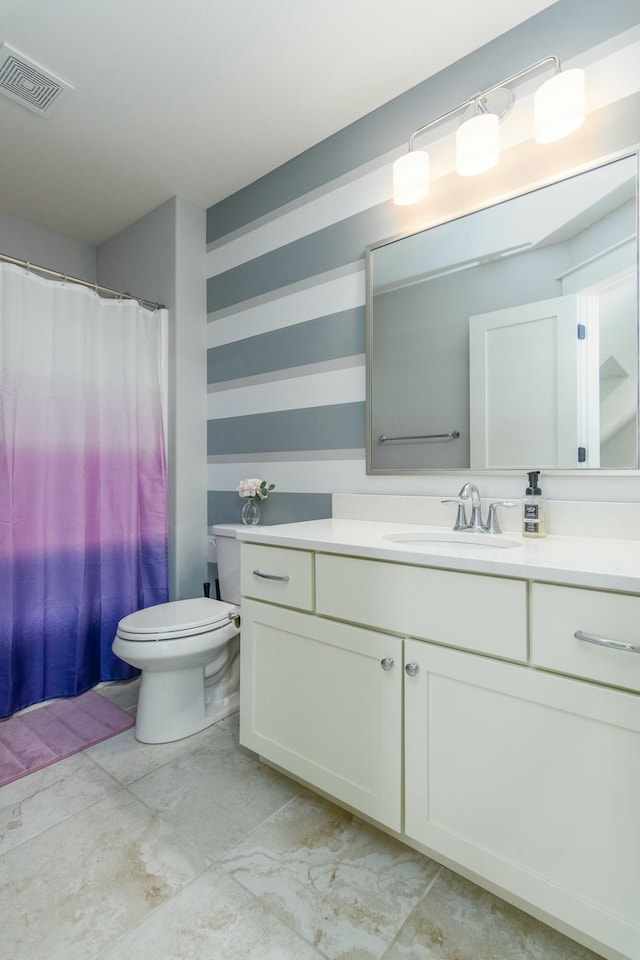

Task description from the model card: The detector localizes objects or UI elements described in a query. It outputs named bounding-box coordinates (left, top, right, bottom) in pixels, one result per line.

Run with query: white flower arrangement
left=238, top=478, right=275, bottom=501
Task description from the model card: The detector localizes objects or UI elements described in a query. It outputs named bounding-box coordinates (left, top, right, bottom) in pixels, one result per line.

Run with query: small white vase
left=241, top=499, right=261, bottom=525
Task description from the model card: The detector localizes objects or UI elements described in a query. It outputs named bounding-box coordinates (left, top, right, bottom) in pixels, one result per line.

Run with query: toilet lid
left=117, top=597, right=238, bottom=641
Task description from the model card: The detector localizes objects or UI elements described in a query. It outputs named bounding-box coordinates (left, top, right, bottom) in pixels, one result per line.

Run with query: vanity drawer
left=531, top=583, right=640, bottom=692
left=315, top=554, right=527, bottom=661
left=241, top=543, right=314, bottom=611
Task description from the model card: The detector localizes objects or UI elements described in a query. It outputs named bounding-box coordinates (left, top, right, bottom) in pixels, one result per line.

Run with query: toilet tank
left=211, top=524, right=244, bottom=604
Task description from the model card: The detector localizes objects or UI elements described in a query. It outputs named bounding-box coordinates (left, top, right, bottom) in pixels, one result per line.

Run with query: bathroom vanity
left=237, top=499, right=640, bottom=960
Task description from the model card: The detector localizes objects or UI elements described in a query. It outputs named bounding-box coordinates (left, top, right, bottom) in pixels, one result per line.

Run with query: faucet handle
left=485, top=501, right=517, bottom=535
left=441, top=497, right=469, bottom=531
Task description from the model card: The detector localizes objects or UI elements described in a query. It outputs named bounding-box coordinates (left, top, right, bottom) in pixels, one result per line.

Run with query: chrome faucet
left=441, top=483, right=517, bottom=533
left=458, top=482, right=485, bottom=530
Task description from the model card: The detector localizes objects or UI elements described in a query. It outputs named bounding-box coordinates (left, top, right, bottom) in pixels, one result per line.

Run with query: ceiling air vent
left=0, top=43, right=72, bottom=116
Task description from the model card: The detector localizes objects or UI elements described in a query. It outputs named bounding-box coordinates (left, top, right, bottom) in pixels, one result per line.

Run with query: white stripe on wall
left=209, top=457, right=367, bottom=493
left=207, top=363, right=365, bottom=419
left=208, top=355, right=365, bottom=393
left=588, top=37, right=640, bottom=109
left=207, top=264, right=365, bottom=347
left=208, top=458, right=515, bottom=497
left=205, top=39, right=639, bottom=281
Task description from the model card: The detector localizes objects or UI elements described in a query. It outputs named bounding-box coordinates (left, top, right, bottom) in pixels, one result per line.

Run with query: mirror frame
left=365, top=149, right=640, bottom=476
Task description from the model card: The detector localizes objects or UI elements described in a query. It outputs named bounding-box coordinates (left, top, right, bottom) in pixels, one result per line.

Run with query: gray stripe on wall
left=208, top=355, right=364, bottom=393
left=207, top=448, right=365, bottom=463
left=207, top=307, right=365, bottom=384
left=207, top=402, right=365, bottom=456
left=208, top=490, right=332, bottom=526
left=206, top=0, right=637, bottom=242
left=208, top=261, right=363, bottom=323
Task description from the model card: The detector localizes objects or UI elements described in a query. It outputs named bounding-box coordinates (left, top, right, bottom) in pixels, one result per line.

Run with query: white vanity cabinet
left=240, top=540, right=640, bottom=960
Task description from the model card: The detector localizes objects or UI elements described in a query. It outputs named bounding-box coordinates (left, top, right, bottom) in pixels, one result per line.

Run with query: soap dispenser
left=523, top=471, right=546, bottom=538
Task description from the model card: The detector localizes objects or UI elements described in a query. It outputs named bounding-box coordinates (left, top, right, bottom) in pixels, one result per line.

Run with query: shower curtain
left=0, top=262, right=169, bottom=718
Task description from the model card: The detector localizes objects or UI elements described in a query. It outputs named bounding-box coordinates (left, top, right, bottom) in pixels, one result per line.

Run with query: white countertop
left=237, top=518, right=640, bottom=593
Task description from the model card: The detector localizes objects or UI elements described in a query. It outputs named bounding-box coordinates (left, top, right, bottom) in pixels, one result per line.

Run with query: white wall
left=173, top=198, right=208, bottom=599
left=0, top=210, right=96, bottom=278
left=97, top=197, right=207, bottom=600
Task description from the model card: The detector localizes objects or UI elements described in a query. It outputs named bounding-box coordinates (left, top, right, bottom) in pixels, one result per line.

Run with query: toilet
left=112, top=524, right=243, bottom=744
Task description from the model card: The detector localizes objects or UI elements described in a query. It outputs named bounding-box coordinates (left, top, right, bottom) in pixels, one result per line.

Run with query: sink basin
left=383, top=531, right=522, bottom=549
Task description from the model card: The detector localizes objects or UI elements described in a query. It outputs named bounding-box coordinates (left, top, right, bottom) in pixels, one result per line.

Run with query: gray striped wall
left=206, top=0, right=640, bottom=529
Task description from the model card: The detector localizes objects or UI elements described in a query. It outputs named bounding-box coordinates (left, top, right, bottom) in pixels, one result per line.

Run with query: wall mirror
left=367, top=153, right=639, bottom=473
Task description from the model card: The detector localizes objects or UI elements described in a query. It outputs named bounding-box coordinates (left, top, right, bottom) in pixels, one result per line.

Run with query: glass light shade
left=456, top=113, right=500, bottom=176
left=534, top=68, right=585, bottom=144
left=393, top=150, right=429, bottom=205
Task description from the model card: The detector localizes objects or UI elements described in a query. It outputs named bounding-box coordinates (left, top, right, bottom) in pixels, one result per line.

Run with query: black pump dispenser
left=523, top=470, right=545, bottom=537
left=526, top=471, right=542, bottom=496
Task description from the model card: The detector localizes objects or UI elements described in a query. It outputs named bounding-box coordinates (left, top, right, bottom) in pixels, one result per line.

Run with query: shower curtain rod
left=0, top=252, right=165, bottom=311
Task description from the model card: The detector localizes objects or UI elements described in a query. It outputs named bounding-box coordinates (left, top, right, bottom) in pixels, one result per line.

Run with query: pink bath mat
left=0, top=691, right=135, bottom=788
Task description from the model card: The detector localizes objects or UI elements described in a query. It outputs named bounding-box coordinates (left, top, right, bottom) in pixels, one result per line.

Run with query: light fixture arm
left=407, top=55, right=560, bottom=151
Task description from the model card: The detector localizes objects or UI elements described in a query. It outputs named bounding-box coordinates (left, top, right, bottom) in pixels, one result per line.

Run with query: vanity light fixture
left=393, top=56, right=585, bottom=205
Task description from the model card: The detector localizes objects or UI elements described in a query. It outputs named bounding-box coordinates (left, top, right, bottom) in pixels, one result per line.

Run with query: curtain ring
left=26, top=261, right=31, bottom=274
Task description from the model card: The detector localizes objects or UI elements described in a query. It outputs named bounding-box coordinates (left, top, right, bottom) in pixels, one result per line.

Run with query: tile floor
left=0, top=679, right=605, bottom=960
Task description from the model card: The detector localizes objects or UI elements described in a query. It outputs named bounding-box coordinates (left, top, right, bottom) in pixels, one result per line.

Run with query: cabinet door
left=404, top=640, right=640, bottom=960
left=240, top=599, right=402, bottom=830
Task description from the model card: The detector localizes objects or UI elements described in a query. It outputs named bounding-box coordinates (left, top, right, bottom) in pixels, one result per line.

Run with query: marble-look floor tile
left=0, top=751, right=118, bottom=855
left=128, top=722, right=301, bottom=859
left=94, top=676, right=140, bottom=713
left=220, top=708, right=240, bottom=735
left=0, top=788, right=209, bottom=960
left=86, top=719, right=225, bottom=785
left=0, top=706, right=612, bottom=960
left=221, top=793, right=440, bottom=960
left=384, top=867, right=605, bottom=960
left=103, top=863, right=326, bottom=960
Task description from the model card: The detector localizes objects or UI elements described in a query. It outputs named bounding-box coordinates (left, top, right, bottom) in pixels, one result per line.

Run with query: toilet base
left=204, top=689, right=239, bottom=726
left=135, top=666, right=235, bottom=744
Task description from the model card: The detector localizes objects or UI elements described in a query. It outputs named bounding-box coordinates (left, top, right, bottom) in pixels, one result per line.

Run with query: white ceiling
left=0, top=0, right=558, bottom=246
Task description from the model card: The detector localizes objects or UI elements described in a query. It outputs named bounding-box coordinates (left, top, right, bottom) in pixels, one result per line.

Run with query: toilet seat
left=117, top=597, right=238, bottom=642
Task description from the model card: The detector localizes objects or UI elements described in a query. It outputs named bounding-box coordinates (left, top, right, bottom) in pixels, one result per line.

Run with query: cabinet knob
left=405, top=662, right=419, bottom=677
left=380, top=657, right=394, bottom=671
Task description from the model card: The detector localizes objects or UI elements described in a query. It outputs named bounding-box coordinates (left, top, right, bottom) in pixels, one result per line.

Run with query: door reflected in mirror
left=367, top=154, right=639, bottom=473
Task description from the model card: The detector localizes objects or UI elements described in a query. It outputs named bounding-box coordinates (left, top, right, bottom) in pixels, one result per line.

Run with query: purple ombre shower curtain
left=0, top=262, right=169, bottom=717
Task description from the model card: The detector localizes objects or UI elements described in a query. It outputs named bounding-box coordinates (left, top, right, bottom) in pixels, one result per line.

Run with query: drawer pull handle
left=405, top=662, right=419, bottom=677
left=574, top=630, right=640, bottom=655
left=252, top=570, right=290, bottom=583
left=380, top=657, right=394, bottom=671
